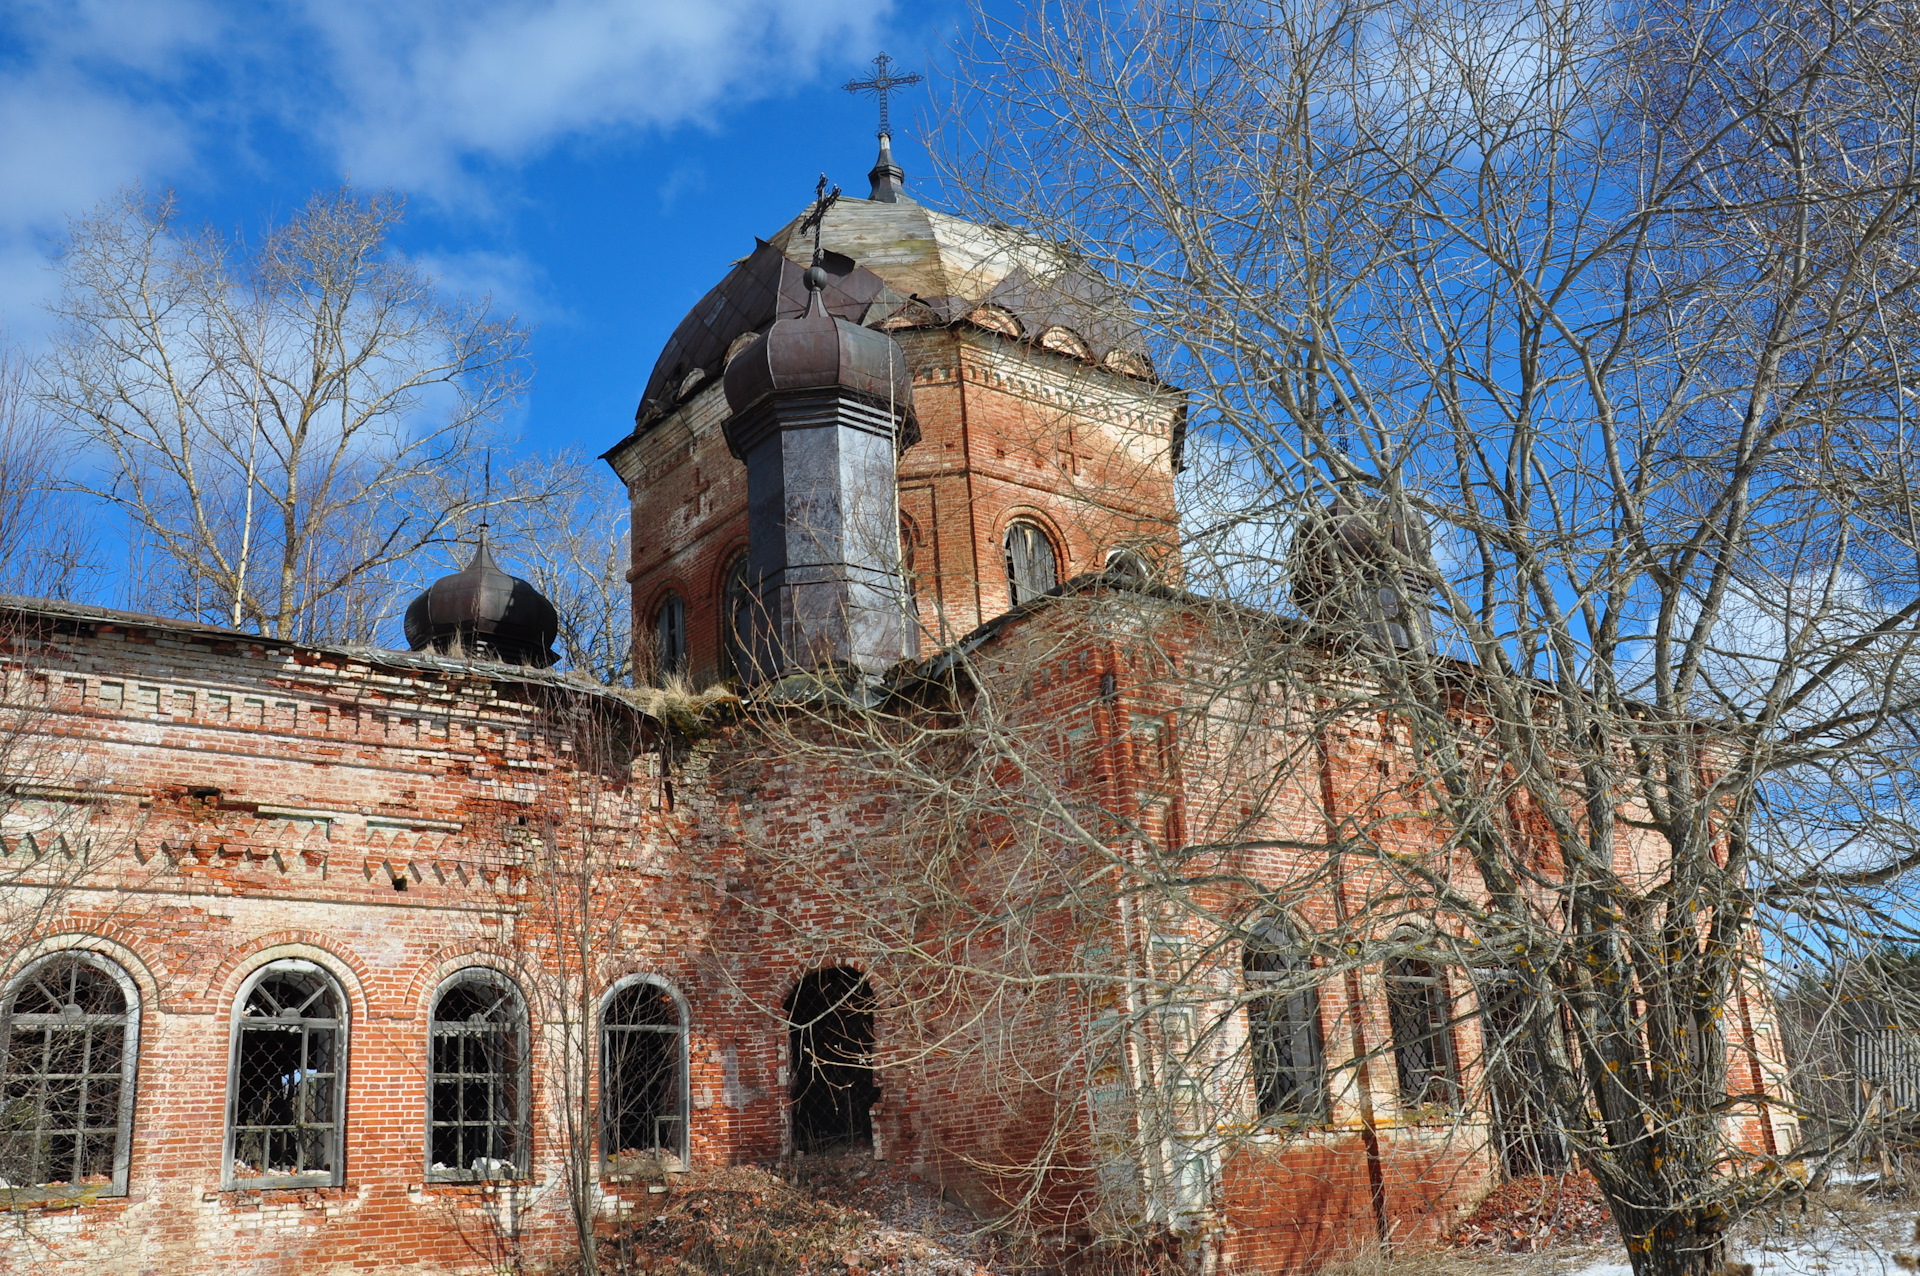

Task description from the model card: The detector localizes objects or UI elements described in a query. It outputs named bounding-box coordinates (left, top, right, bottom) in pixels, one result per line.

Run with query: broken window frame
left=0, top=951, right=140, bottom=1201
left=654, top=593, right=688, bottom=678
left=1243, top=919, right=1328, bottom=1123
left=721, top=554, right=754, bottom=680
left=223, top=960, right=348, bottom=1190
left=1104, top=546, right=1151, bottom=583
left=425, top=969, right=530, bottom=1183
left=1004, top=521, right=1059, bottom=607
left=598, top=975, right=689, bottom=1176
left=1384, top=956, right=1460, bottom=1110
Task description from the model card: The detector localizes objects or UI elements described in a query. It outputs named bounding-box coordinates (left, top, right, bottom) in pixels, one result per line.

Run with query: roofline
left=906, top=570, right=1519, bottom=699
left=0, top=593, right=644, bottom=710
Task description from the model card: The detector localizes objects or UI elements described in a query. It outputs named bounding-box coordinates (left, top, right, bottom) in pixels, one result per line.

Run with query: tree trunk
left=1608, top=1198, right=1729, bottom=1276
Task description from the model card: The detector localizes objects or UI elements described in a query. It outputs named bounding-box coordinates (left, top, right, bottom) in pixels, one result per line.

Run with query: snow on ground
left=1551, top=1193, right=1920, bottom=1276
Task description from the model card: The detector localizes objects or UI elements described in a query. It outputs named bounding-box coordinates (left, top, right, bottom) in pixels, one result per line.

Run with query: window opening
left=1385, top=957, right=1458, bottom=1108
left=428, top=973, right=527, bottom=1181
left=601, top=980, right=686, bottom=1174
left=227, top=962, right=345, bottom=1188
left=1104, top=547, right=1150, bottom=583
left=785, top=967, right=878, bottom=1153
left=1243, top=921, right=1326, bottom=1120
left=722, top=556, right=754, bottom=680
left=1004, top=522, right=1058, bottom=606
left=654, top=594, right=687, bottom=678
left=0, top=953, right=138, bottom=1197
left=898, top=514, right=922, bottom=659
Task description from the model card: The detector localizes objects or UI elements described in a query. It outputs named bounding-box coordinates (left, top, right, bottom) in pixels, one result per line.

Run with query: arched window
left=1104, top=547, right=1150, bottom=583
left=1386, top=956, right=1458, bottom=1109
left=0, top=952, right=139, bottom=1198
left=722, top=555, right=754, bottom=679
left=1243, top=921, right=1326, bottom=1121
left=1004, top=521, right=1058, bottom=606
left=226, top=961, right=347, bottom=1188
left=600, top=978, right=687, bottom=1173
left=428, top=971, right=528, bottom=1181
left=655, top=594, right=687, bottom=678
left=898, top=514, right=922, bottom=659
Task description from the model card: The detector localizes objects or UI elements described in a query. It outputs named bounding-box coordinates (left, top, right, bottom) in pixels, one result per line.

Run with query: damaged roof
left=615, top=195, right=1152, bottom=446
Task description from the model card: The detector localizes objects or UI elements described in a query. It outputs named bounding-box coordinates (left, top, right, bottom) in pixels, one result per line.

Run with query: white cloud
left=412, top=248, right=569, bottom=328
left=0, top=0, right=894, bottom=326
left=299, top=0, right=887, bottom=199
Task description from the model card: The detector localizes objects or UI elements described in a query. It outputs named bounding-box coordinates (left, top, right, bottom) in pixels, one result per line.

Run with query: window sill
left=426, top=1171, right=530, bottom=1186
left=602, top=1151, right=687, bottom=1182
left=224, top=1174, right=340, bottom=1192
left=0, top=1183, right=125, bottom=1209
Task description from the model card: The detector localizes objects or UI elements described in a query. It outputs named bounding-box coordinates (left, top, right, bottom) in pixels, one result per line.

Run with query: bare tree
left=0, top=341, right=92, bottom=601
left=37, top=186, right=530, bottom=643
left=692, top=2, right=1920, bottom=1274
left=499, top=683, right=730, bottom=1274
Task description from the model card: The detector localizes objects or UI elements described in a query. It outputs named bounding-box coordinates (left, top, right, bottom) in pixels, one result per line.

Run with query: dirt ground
left=583, top=1160, right=1920, bottom=1276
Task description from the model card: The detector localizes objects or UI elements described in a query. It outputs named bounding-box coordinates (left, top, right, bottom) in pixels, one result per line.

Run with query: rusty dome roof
left=403, top=541, right=559, bottom=668
left=721, top=269, right=915, bottom=441
left=621, top=194, right=1150, bottom=440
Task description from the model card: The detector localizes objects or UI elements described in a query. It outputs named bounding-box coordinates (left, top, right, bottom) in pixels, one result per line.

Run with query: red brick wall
left=0, top=598, right=1799, bottom=1275
left=605, top=324, right=1181, bottom=682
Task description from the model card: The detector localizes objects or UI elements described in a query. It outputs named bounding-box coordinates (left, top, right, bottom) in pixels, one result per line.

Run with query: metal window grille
left=655, top=595, right=687, bottom=677
left=601, top=981, right=685, bottom=1172
left=428, top=974, right=527, bottom=1181
left=1852, top=1027, right=1920, bottom=1111
left=1004, top=522, right=1058, bottom=606
left=226, top=963, right=344, bottom=1188
left=0, top=954, right=137, bottom=1197
left=1243, top=922, right=1327, bottom=1120
left=1386, top=957, right=1459, bottom=1107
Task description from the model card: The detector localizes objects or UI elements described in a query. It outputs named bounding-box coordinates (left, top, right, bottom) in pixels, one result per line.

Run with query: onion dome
left=403, top=540, right=559, bottom=667
left=722, top=264, right=915, bottom=435
left=1289, top=492, right=1436, bottom=649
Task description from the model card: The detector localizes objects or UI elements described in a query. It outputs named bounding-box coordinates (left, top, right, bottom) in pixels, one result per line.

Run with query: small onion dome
left=1289, top=492, right=1436, bottom=646
left=404, top=541, right=560, bottom=667
left=722, top=265, right=915, bottom=432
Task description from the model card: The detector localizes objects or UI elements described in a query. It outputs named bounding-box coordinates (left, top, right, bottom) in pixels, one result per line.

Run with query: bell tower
left=602, top=103, right=1182, bottom=685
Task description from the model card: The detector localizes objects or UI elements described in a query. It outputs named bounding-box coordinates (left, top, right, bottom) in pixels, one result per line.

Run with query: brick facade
left=0, top=593, right=1796, bottom=1274
left=0, top=191, right=1794, bottom=1276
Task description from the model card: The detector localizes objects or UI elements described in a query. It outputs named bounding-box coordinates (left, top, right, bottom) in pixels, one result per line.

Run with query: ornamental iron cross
left=798, top=173, right=841, bottom=263
left=843, top=52, right=922, bottom=138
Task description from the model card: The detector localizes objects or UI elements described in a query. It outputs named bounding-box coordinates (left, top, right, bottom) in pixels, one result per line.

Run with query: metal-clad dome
left=1289, top=492, right=1436, bottom=649
left=403, top=541, right=560, bottom=667
left=722, top=270, right=914, bottom=432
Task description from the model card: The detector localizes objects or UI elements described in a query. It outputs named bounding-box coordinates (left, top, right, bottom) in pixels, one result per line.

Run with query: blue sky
left=0, top=0, right=970, bottom=468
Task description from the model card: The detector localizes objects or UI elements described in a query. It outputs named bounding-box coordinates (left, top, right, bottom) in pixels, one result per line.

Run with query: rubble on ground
left=1444, top=1172, right=1615, bottom=1252
left=602, top=1155, right=1004, bottom=1276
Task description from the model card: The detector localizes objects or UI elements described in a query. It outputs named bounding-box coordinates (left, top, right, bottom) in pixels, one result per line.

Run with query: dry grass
left=615, top=676, right=742, bottom=736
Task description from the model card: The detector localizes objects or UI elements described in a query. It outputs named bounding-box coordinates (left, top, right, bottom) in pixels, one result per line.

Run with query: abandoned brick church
left=0, top=136, right=1797, bottom=1275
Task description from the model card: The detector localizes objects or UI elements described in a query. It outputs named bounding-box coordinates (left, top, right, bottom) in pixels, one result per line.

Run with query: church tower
left=602, top=125, right=1182, bottom=684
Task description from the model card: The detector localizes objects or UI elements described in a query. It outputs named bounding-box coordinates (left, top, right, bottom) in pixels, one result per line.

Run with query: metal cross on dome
left=843, top=52, right=922, bottom=138
left=798, top=173, right=841, bottom=265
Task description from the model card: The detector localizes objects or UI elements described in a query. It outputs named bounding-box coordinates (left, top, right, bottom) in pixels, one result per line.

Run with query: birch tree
left=39, top=186, right=530, bottom=643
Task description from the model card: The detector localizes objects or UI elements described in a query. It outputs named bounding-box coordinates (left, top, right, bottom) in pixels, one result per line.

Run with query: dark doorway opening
left=785, top=968, right=878, bottom=1153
